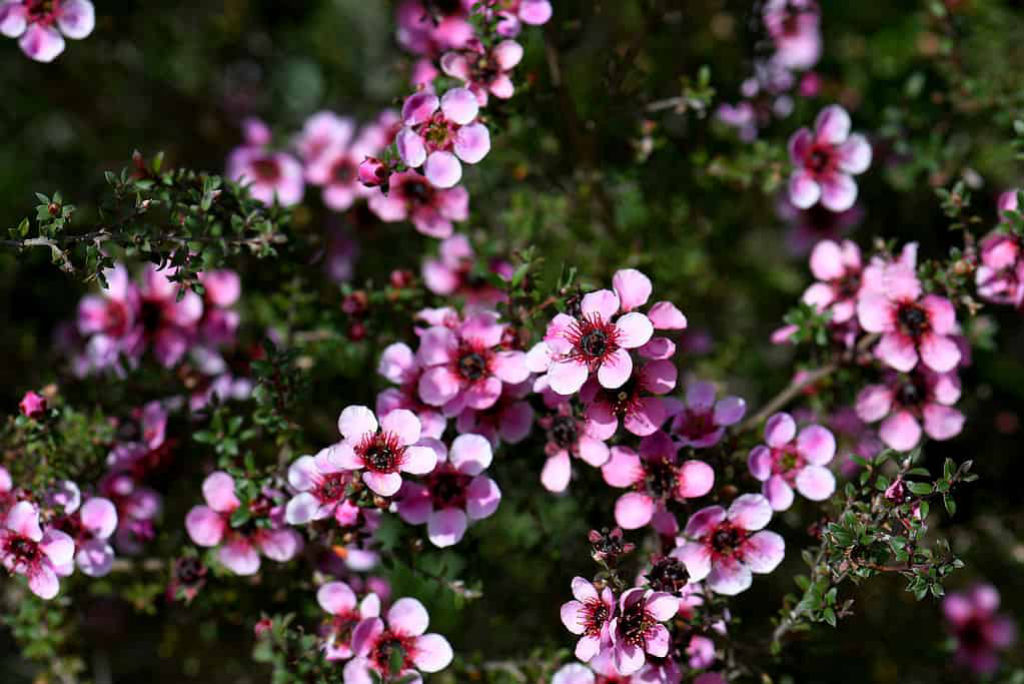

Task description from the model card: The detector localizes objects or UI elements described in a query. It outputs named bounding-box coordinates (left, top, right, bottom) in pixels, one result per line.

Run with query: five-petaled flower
left=788, top=105, right=871, bottom=212
left=559, top=576, right=616, bottom=662
left=747, top=412, right=836, bottom=511
left=397, top=88, right=491, bottom=189
left=0, top=501, right=75, bottom=599
left=345, top=596, right=454, bottom=682
left=0, top=0, right=94, bottom=62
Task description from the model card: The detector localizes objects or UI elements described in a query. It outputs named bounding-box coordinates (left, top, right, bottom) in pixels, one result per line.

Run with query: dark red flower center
left=616, top=601, right=655, bottom=647
left=251, top=157, right=281, bottom=183
left=770, top=445, right=805, bottom=481
left=370, top=631, right=416, bottom=676
left=427, top=466, right=471, bottom=508
left=805, top=144, right=836, bottom=176
left=401, top=177, right=434, bottom=206
left=548, top=415, right=579, bottom=449
left=708, top=522, right=747, bottom=557
left=580, top=598, right=611, bottom=637
left=456, top=349, right=489, bottom=381
left=316, top=472, right=349, bottom=502
left=674, top=408, right=716, bottom=441
left=331, top=158, right=357, bottom=184
left=644, top=458, right=677, bottom=500
left=5, top=535, right=39, bottom=565
left=567, top=314, right=621, bottom=367
left=646, top=556, right=690, bottom=594
left=897, top=303, right=929, bottom=338
left=356, top=432, right=405, bottom=473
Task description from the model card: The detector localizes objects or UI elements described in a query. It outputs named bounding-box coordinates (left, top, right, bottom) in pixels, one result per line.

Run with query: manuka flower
left=489, top=0, right=553, bottom=37
left=856, top=261, right=961, bottom=373
left=422, top=234, right=509, bottom=305
left=607, top=588, right=679, bottom=675
left=943, top=584, right=1017, bottom=675
left=52, top=496, right=118, bottom=577
left=747, top=412, right=836, bottom=511
left=301, top=112, right=384, bottom=211
left=855, top=368, right=964, bottom=451
left=396, top=88, right=491, bottom=188
left=226, top=118, right=304, bottom=207
left=376, top=342, right=447, bottom=440
left=0, top=0, right=94, bottom=62
left=559, top=576, right=616, bottom=662
left=440, top=39, right=524, bottom=106
left=668, top=380, right=746, bottom=449
left=283, top=449, right=354, bottom=524
left=317, top=581, right=381, bottom=661
left=331, top=406, right=438, bottom=497
left=788, top=105, right=871, bottom=212
left=0, top=501, right=74, bottom=599
left=802, top=239, right=863, bottom=325
left=537, top=403, right=609, bottom=493
left=581, top=358, right=678, bottom=438
left=345, top=597, right=454, bottom=682
left=367, top=170, right=469, bottom=238
left=602, top=432, right=715, bottom=532
left=672, top=494, right=785, bottom=596
left=762, top=0, right=821, bottom=70
left=395, top=434, right=501, bottom=547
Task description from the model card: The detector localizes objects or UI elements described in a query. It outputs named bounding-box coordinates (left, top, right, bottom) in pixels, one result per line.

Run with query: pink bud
left=19, top=391, right=47, bottom=419
left=358, top=157, right=391, bottom=188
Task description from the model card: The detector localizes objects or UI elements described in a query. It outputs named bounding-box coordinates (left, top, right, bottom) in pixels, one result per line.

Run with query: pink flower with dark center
left=295, top=111, right=355, bottom=170
left=560, top=576, right=616, bottom=662
left=99, top=468, right=160, bottom=554
left=581, top=359, right=677, bottom=438
left=668, top=381, right=746, bottom=448
left=607, top=588, right=679, bottom=675
left=332, top=406, right=439, bottom=497
left=186, top=471, right=303, bottom=575
left=856, top=262, right=961, bottom=373
left=762, top=0, right=821, bottom=70
left=395, top=0, right=474, bottom=58
left=486, top=0, right=553, bottom=37
left=454, top=380, right=534, bottom=446
left=943, top=584, right=1017, bottom=675
left=284, top=449, right=354, bottom=524
left=855, top=368, right=964, bottom=451
left=76, top=263, right=141, bottom=370
left=51, top=497, right=117, bottom=577
left=396, top=88, right=491, bottom=189
left=367, top=170, right=469, bottom=238
left=136, top=265, right=205, bottom=367
left=18, top=390, right=46, bottom=418
left=0, top=0, right=94, bottom=63
left=788, top=105, right=871, bottom=212
left=976, top=194, right=1024, bottom=307
left=602, top=432, right=715, bottom=532
left=377, top=342, right=447, bottom=440
left=301, top=113, right=385, bottom=212
left=422, top=234, right=509, bottom=305
left=346, top=597, right=454, bottom=682
left=396, top=434, right=501, bottom=547
left=802, top=239, right=863, bottom=324
left=416, top=311, right=529, bottom=415
left=748, top=412, right=836, bottom=511
left=317, top=581, right=381, bottom=661
left=537, top=403, right=609, bottom=493
left=0, top=502, right=74, bottom=599
left=226, top=118, right=304, bottom=207
left=440, top=39, right=524, bottom=106
left=671, top=494, right=785, bottom=596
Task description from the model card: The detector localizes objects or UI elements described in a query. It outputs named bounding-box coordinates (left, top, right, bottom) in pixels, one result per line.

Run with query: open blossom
left=332, top=406, right=438, bottom=497
left=668, top=381, right=746, bottom=448
left=581, top=359, right=677, bottom=438
left=943, top=584, right=1017, bottom=675
left=345, top=597, right=454, bottom=683
left=136, top=265, right=205, bottom=367
left=377, top=342, right=447, bottom=440
left=52, top=497, right=118, bottom=577
left=788, top=105, right=871, bottom=212
left=396, top=434, right=501, bottom=547
left=856, top=261, right=961, bottom=373
left=0, top=0, right=94, bottom=62
left=226, top=118, right=304, bottom=207
left=186, top=472, right=303, bottom=575
left=416, top=311, right=528, bottom=415
left=538, top=403, right=609, bottom=493
left=455, top=380, right=534, bottom=446
left=441, top=39, right=524, bottom=106
left=318, top=581, right=381, bottom=661
left=301, top=112, right=384, bottom=212
left=855, top=369, right=964, bottom=451
left=422, top=234, right=509, bottom=305
left=367, top=170, right=469, bottom=238
left=396, top=0, right=473, bottom=58
left=975, top=230, right=1024, bottom=308
left=748, top=412, right=835, bottom=511
left=672, top=494, right=785, bottom=596
left=607, top=588, right=679, bottom=675
left=397, top=88, right=491, bottom=189
left=602, top=432, right=714, bottom=532
left=283, top=449, right=356, bottom=524
left=197, top=269, right=241, bottom=347
left=490, top=0, right=553, bottom=37
left=762, top=0, right=821, bottom=70
left=560, top=577, right=616, bottom=662
left=0, top=502, right=74, bottom=599
left=802, top=239, right=863, bottom=324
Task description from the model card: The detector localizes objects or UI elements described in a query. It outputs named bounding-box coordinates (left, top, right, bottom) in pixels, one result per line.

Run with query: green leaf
left=906, top=482, right=933, bottom=495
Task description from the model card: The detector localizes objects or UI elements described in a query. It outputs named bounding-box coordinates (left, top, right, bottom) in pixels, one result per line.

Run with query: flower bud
left=358, top=157, right=391, bottom=188
left=18, top=390, right=47, bottom=418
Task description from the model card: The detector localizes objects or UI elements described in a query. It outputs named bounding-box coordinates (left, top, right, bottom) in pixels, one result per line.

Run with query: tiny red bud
left=348, top=322, right=367, bottom=341
left=390, top=269, right=414, bottom=289
left=18, top=391, right=47, bottom=418
left=358, top=157, right=391, bottom=188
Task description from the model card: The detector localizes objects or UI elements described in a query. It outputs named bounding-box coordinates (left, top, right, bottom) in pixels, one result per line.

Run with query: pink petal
left=39, top=529, right=74, bottom=567
left=548, top=359, right=590, bottom=395
left=789, top=169, right=821, bottom=209
left=493, top=39, right=524, bottom=69
left=424, top=151, right=462, bottom=189
left=352, top=617, right=384, bottom=658
left=259, top=529, right=303, bottom=561
left=601, top=446, right=642, bottom=487
left=580, top=289, right=620, bottom=321
left=6, top=501, right=42, bottom=541
left=202, top=471, right=240, bottom=512
left=57, top=0, right=95, bottom=40
left=742, top=530, right=785, bottom=573
left=747, top=446, right=772, bottom=481
left=402, top=92, right=439, bottom=126
left=647, top=301, right=687, bottom=329
left=381, top=409, right=422, bottom=446
left=284, top=492, right=321, bottom=524
left=614, top=492, right=655, bottom=529
left=519, top=0, right=553, bottom=24
left=856, top=293, right=894, bottom=333
left=75, top=539, right=114, bottom=577
left=400, top=445, right=438, bottom=475
left=541, top=452, right=572, bottom=492
left=615, top=312, right=653, bottom=349
left=218, top=539, right=260, bottom=575
left=856, top=384, right=894, bottom=423
left=185, top=506, right=225, bottom=546
left=686, top=381, right=716, bottom=410
left=80, top=497, right=118, bottom=539
left=814, top=105, right=851, bottom=145
left=362, top=471, right=403, bottom=497
left=728, top=493, right=773, bottom=530
left=0, top=3, right=27, bottom=38
left=837, top=133, right=872, bottom=174
left=440, top=87, right=480, bottom=125
left=819, top=173, right=858, bottom=212
left=613, top=640, right=646, bottom=676
left=416, top=326, right=458, bottom=366
left=714, top=396, right=746, bottom=426
left=338, top=405, right=378, bottom=441
left=764, top=475, right=795, bottom=511
left=28, top=566, right=60, bottom=599
left=466, top=476, right=501, bottom=520
left=796, top=425, right=836, bottom=465
left=670, top=541, right=711, bottom=582
left=427, top=507, right=468, bottom=547
left=795, top=465, right=836, bottom=501
left=397, top=127, right=427, bottom=168
left=560, top=600, right=586, bottom=635
left=809, top=239, right=846, bottom=280
left=922, top=404, right=965, bottom=441
left=764, top=412, right=796, bottom=447
left=707, top=557, right=753, bottom=596
left=921, top=295, right=957, bottom=335
left=597, top=348, right=633, bottom=389
left=413, top=633, right=453, bottom=672
left=492, top=350, right=529, bottom=383
left=919, top=333, right=961, bottom=373
left=677, top=460, right=715, bottom=498
left=396, top=482, right=433, bottom=524
left=645, top=623, right=671, bottom=657
left=879, top=411, right=922, bottom=451
left=574, top=636, right=601, bottom=663
left=450, top=433, right=493, bottom=475
left=788, top=127, right=812, bottom=164
left=388, top=597, right=430, bottom=636
left=454, top=123, right=490, bottom=164
left=645, top=592, right=680, bottom=621
left=876, top=332, right=919, bottom=372
left=19, top=24, right=64, bottom=62
left=683, top=505, right=727, bottom=537
left=612, top=269, right=653, bottom=311
left=571, top=576, right=599, bottom=603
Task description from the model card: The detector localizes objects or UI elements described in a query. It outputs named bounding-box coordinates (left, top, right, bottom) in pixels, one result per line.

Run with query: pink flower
left=668, top=381, right=746, bottom=448
left=226, top=118, right=304, bottom=207
left=422, top=234, right=508, bottom=305
left=302, top=114, right=383, bottom=212
left=748, top=412, right=836, bottom=510
left=317, top=581, right=381, bottom=661
left=377, top=342, right=447, bottom=439
left=488, top=0, right=553, bottom=37
left=396, top=88, right=491, bottom=189
left=454, top=381, right=534, bottom=446
left=416, top=311, right=529, bottom=415
left=440, top=39, right=524, bottom=106
left=18, top=390, right=46, bottom=418
left=367, top=170, right=469, bottom=238
left=197, top=270, right=242, bottom=347
left=346, top=597, right=454, bottom=682
left=802, top=239, right=863, bottom=324
left=581, top=359, right=678, bottom=438
left=551, top=663, right=595, bottom=684
left=52, top=497, right=118, bottom=577
left=602, top=432, right=714, bottom=532
left=284, top=449, right=355, bottom=524
left=944, top=584, right=1017, bottom=675
left=607, top=588, right=679, bottom=675
left=395, top=0, right=473, bottom=58
left=331, top=406, right=439, bottom=497
left=76, top=263, right=141, bottom=370
left=762, top=0, right=821, bottom=70
left=136, top=265, right=205, bottom=367
left=186, top=472, right=303, bottom=575
left=671, top=493, right=785, bottom=595
left=296, top=111, right=355, bottom=169
left=975, top=226, right=1024, bottom=308
left=856, top=262, right=961, bottom=373
left=788, top=105, right=871, bottom=212
left=855, top=369, right=964, bottom=451
left=537, top=403, right=609, bottom=493
left=0, top=0, right=94, bottom=62
left=560, top=577, right=616, bottom=662
left=0, top=502, right=74, bottom=599
left=395, top=434, right=501, bottom=547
